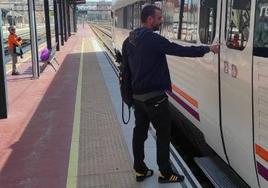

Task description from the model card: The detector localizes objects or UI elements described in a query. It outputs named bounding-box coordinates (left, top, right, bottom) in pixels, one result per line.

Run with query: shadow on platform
left=0, top=52, right=99, bottom=188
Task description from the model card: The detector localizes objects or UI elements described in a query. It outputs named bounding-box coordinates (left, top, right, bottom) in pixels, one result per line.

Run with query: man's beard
left=152, top=25, right=160, bottom=31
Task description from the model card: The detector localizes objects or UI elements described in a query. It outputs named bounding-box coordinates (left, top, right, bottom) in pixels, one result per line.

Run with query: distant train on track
left=111, top=0, right=268, bottom=187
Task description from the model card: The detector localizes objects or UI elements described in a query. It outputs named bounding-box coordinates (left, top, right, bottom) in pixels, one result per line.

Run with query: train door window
left=226, top=0, right=251, bottom=50
left=133, top=2, right=141, bottom=29
left=254, top=0, right=268, bottom=57
left=181, top=0, right=198, bottom=43
left=199, top=0, right=217, bottom=44
left=162, top=0, right=180, bottom=39
left=126, top=5, right=133, bottom=29
left=115, top=8, right=124, bottom=28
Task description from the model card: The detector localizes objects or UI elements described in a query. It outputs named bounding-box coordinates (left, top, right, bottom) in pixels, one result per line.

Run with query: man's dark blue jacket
left=122, top=27, right=210, bottom=95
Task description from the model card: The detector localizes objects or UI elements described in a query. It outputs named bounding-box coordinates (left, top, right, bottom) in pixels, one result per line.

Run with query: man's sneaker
left=11, top=71, right=20, bottom=75
left=136, top=169, right=154, bottom=182
left=158, top=172, right=184, bottom=183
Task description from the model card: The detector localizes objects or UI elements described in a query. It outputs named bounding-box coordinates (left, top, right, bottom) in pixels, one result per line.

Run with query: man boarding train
left=122, top=5, right=219, bottom=183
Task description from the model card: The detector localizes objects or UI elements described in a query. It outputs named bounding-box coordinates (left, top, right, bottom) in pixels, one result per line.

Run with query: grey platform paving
left=77, top=40, right=138, bottom=188
left=75, top=35, right=202, bottom=188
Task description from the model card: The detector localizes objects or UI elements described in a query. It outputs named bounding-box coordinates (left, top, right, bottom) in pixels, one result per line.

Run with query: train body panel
left=112, top=0, right=268, bottom=187
left=254, top=0, right=268, bottom=187
left=254, top=55, right=268, bottom=188
left=166, top=44, right=228, bottom=164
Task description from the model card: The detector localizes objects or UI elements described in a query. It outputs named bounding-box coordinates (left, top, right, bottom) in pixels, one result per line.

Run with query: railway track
left=89, top=23, right=119, bottom=73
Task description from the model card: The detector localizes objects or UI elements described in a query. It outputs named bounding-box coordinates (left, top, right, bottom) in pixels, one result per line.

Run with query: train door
left=220, top=0, right=259, bottom=187
left=253, top=0, right=268, bottom=187
left=197, top=0, right=229, bottom=162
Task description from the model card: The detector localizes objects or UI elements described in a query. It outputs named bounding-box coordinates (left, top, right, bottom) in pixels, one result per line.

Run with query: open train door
left=219, top=0, right=259, bottom=187
left=253, top=0, right=268, bottom=187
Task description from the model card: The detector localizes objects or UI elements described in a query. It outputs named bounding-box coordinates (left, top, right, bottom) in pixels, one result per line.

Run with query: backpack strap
left=121, top=100, right=131, bottom=124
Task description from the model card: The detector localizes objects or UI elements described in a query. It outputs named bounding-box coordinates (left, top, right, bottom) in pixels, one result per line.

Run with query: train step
left=194, top=157, right=250, bottom=188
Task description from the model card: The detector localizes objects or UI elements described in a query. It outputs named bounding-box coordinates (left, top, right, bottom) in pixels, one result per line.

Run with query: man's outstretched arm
left=155, top=34, right=220, bottom=57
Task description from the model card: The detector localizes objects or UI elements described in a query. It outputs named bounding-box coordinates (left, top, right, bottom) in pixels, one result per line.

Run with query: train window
left=162, top=0, right=180, bottom=39
left=226, top=0, right=251, bottom=50
left=254, top=0, right=268, bottom=57
left=126, top=5, right=133, bottom=29
left=181, top=0, right=198, bottom=43
left=199, top=0, right=217, bottom=44
left=133, top=2, right=141, bottom=29
left=115, top=8, right=124, bottom=28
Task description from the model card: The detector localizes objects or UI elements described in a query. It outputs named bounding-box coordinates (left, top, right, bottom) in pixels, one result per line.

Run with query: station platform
left=0, top=25, right=201, bottom=188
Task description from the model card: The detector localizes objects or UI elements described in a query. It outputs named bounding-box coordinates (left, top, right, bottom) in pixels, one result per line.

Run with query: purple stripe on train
left=257, top=162, right=268, bottom=181
left=166, top=91, right=200, bottom=121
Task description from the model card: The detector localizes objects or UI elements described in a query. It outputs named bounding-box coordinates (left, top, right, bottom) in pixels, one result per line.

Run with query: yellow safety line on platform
left=66, top=39, right=84, bottom=188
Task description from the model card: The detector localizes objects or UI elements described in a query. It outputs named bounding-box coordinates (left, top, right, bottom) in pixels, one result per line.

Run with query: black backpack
left=117, top=47, right=133, bottom=124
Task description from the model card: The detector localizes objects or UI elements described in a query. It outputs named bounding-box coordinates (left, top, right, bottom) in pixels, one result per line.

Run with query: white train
left=111, top=0, right=268, bottom=187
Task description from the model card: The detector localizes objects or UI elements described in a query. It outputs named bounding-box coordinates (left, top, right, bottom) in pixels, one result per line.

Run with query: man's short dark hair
left=141, top=5, right=161, bottom=23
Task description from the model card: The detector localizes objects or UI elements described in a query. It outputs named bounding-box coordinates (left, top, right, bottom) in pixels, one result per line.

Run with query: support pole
left=67, top=1, right=71, bottom=37
left=73, top=4, right=77, bottom=32
left=53, top=0, right=60, bottom=51
left=59, top=0, right=64, bottom=45
left=28, top=0, right=40, bottom=78
left=63, top=0, right=68, bottom=42
left=44, top=0, right=52, bottom=49
left=0, top=9, right=8, bottom=119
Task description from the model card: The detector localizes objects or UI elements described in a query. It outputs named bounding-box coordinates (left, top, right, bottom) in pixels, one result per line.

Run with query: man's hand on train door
left=209, top=43, right=220, bottom=54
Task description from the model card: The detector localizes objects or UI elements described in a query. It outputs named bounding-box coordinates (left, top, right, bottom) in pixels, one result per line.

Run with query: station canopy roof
left=69, top=0, right=86, bottom=4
